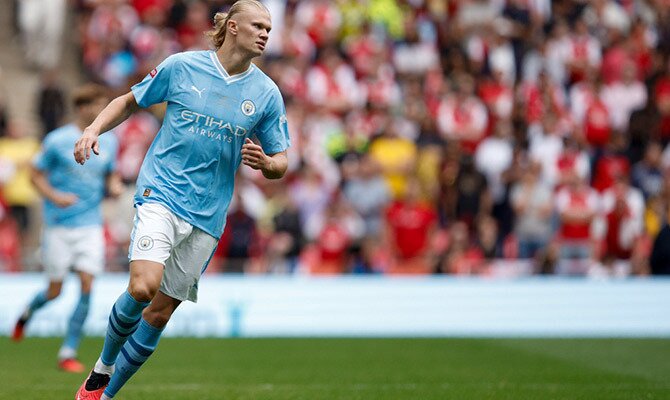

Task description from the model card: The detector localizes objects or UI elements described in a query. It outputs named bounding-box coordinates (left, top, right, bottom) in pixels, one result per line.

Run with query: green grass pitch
left=1, top=337, right=668, bottom=399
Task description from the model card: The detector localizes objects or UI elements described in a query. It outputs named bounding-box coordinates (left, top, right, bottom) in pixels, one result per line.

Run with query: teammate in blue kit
left=73, top=1, right=290, bottom=399
left=12, top=84, right=123, bottom=373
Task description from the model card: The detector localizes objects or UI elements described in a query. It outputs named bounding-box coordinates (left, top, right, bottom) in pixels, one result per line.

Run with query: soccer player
left=73, top=1, right=289, bottom=399
left=12, top=84, right=123, bottom=373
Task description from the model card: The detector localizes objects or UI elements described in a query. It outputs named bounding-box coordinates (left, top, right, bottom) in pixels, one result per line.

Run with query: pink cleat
left=59, top=358, right=86, bottom=373
left=75, top=371, right=111, bottom=400
left=11, top=319, right=26, bottom=342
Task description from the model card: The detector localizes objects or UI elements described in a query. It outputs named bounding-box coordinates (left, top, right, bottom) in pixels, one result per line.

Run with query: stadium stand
left=2, top=0, right=670, bottom=277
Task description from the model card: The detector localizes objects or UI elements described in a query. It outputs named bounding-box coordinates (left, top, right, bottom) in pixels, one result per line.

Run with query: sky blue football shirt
left=34, top=123, right=118, bottom=227
left=130, top=50, right=291, bottom=238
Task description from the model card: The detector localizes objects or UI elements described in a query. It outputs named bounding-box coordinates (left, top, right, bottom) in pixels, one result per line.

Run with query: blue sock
left=103, top=319, right=164, bottom=398
left=99, top=291, right=149, bottom=366
left=60, top=293, right=91, bottom=355
left=23, top=290, right=49, bottom=319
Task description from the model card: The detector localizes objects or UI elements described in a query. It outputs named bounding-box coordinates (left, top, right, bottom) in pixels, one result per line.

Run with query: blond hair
left=206, top=0, right=269, bottom=49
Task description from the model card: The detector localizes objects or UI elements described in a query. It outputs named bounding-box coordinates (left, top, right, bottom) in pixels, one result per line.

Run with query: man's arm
left=30, top=166, right=78, bottom=208
left=105, top=171, right=125, bottom=198
left=74, top=92, right=140, bottom=165
left=241, top=138, right=288, bottom=179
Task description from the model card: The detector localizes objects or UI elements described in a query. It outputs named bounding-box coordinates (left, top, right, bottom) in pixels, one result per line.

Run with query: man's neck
left=216, top=44, right=252, bottom=76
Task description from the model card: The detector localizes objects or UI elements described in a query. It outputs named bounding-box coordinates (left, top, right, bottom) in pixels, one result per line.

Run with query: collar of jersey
left=209, top=51, right=255, bottom=84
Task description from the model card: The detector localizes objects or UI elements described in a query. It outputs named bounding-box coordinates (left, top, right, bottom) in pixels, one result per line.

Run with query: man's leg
left=101, top=291, right=181, bottom=399
left=77, top=260, right=163, bottom=399
left=99, top=225, right=215, bottom=399
left=99, top=261, right=163, bottom=368
left=57, top=272, right=94, bottom=372
left=12, top=280, right=62, bottom=341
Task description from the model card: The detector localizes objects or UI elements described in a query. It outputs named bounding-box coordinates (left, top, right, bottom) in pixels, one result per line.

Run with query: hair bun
left=214, top=12, right=228, bottom=26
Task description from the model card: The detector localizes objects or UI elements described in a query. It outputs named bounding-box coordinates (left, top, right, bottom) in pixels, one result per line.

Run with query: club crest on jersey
left=150, top=68, right=158, bottom=78
left=137, top=236, right=154, bottom=251
left=241, top=100, right=256, bottom=116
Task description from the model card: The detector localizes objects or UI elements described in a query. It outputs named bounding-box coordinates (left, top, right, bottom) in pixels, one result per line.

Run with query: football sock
left=59, top=293, right=91, bottom=359
left=103, top=319, right=164, bottom=398
left=94, top=357, right=115, bottom=376
left=98, top=291, right=149, bottom=367
left=23, top=290, right=49, bottom=321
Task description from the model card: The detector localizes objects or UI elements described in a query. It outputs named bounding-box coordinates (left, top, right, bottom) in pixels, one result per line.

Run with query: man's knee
left=46, top=281, right=63, bottom=299
left=127, top=281, right=158, bottom=303
left=46, top=287, right=61, bottom=300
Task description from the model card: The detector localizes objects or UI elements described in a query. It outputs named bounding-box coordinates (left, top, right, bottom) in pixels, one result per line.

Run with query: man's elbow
left=263, top=153, right=287, bottom=179
left=263, top=168, right=287, bottom=180
left=29, top=167, right=41, bottom=186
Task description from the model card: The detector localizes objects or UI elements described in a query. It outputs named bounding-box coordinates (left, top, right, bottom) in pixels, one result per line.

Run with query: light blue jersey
left=130, top=50, right=290, bottom=238
left=34, top=123, right=118, bottom=227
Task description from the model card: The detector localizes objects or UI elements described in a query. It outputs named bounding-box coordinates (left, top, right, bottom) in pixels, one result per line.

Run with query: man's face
left=231, top=8, right=272, bottom=58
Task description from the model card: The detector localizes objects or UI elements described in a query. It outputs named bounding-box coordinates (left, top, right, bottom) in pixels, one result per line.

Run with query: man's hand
left=241, top=138, right=288, bottom=179
left=241, top=138, right=269, bottom=171
left=106, top=173, right=125, bottom=198
left=52, top=192, right=78, bottom=208
left=74, top=128, right=100, bottom=165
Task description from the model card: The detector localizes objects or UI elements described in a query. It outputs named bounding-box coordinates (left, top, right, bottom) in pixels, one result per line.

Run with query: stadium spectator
left=529, top=114, right=571, bottom=189
left=343, top=152, right=391, bottom=238
left=0, top=122, right=40, bottom=236
left=436, top=220, right=483, bottom=275
left=627, top=98, right=661, bottom=163
left=566, top=17, right=602, bottom=85
left=266, top=185, right=304, bottom=274
left=0, top=158, right=20, bottom=272
left=36, top=70, right=67, bottom=136
left=555, top=173, right=600, bottom=275
left=650, top=202, right=670, bottom=275
left=473, top=214, right=502, bottom=260
left=601, top=62, right=647, bottom=133
left=655, top=61, right=670, bottom=143
left=511, top=162, right=553, bottom=259
left=437, top=74, right=488, bottom=154
left=631, top=142, right=664, bottom=200
left=591, top=133, right=631, bottom=193
left=555, top=137, right=591, bottom=190
left=475, top=121, right=514, bottom=214
left=368, top=122, right=417, bottom=199
left=218, top=192, right=259, bottom=273
left=455, top=154, right=490, bottom=226
left=384, top=181, right=437, bottom=274
left=18, top=0, right=66, bottom=69
left=307, top=192, right=364, bottom=274
left=595, top=175, right=645, bottom=277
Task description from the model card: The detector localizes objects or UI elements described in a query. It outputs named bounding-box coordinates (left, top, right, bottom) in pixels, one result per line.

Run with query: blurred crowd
left=2, top=0, right=670, bottom=277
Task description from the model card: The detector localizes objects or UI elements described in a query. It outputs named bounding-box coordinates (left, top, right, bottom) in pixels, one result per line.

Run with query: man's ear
left=228, top=19, right=238, bottom=36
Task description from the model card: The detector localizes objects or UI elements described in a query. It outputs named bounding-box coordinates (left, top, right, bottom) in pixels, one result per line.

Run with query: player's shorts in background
left=129, top=202, right=218, bottom=303
left=42, top=225, right=104, bottom=280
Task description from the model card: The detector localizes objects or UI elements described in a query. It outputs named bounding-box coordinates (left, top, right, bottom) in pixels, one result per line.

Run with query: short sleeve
left=254, top=88, right=291, bottom=155
left=33, top=136, right=57, bottom=171
left=131, top=54, right=179, bottom=108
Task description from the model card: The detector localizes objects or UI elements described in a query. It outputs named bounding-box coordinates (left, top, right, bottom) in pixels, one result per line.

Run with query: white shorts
left=129, top=202, right=218, bottom=303
left=42, top=225, right=104, bottom=280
